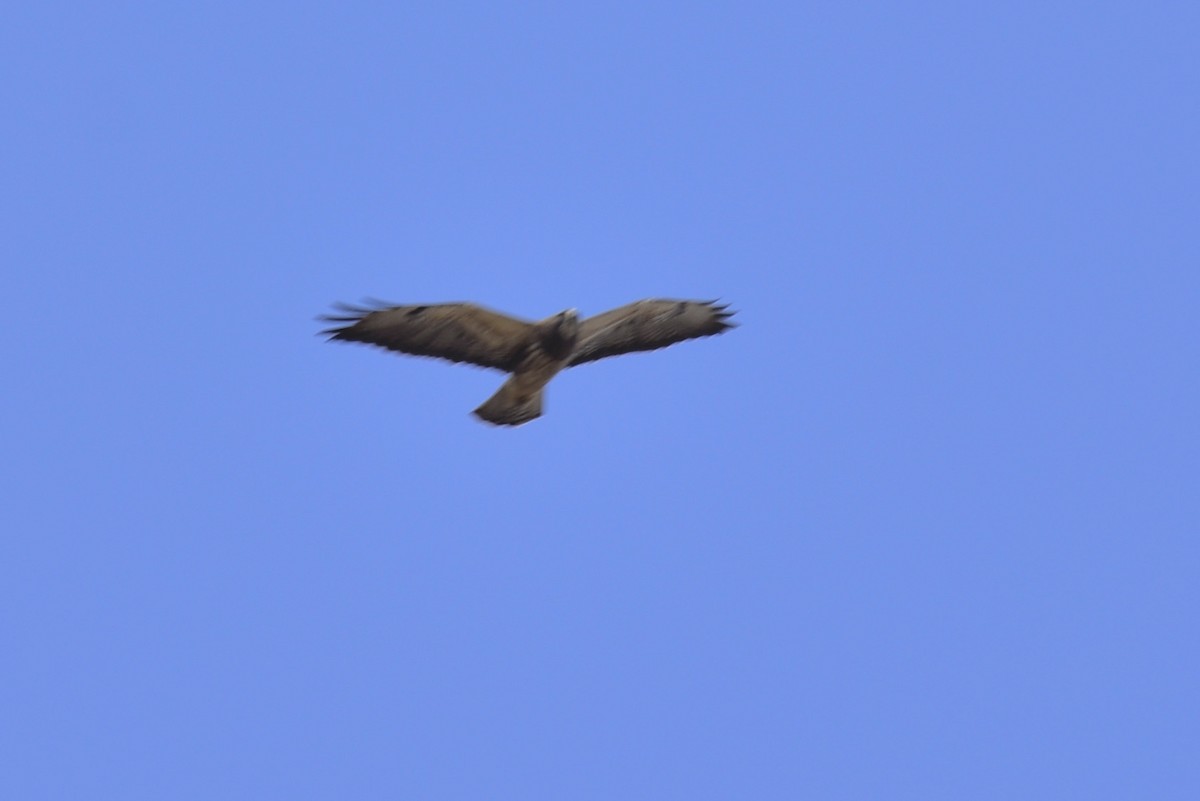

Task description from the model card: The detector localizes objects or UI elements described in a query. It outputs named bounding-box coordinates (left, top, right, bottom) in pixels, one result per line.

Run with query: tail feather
left=473, top=378, right=544, bottom=426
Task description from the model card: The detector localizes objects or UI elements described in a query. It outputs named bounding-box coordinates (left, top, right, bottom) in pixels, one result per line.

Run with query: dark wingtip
left=320, top=298, right=399, bottom=318
left=317, top=300, right=376, bottom=339
left=713, top=302, right=737, bottom=331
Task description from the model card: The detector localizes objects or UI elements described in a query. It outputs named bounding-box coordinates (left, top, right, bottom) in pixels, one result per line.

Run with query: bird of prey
left=319, top=298, right=736, bottom=426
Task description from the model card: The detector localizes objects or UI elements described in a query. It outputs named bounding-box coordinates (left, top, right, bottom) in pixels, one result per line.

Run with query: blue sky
left=3, top=2, right=1197, bottom=798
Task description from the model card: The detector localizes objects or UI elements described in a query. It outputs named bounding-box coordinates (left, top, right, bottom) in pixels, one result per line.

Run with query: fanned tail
left=473, top=377, right=544, bottom=426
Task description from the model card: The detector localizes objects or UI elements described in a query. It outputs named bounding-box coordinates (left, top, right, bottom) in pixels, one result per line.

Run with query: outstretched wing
left=568, top=299, right=736, bottom=367
left=319, top=301, right=534, bottom=371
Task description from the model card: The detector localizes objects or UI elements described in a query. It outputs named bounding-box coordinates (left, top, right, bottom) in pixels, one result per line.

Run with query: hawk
left=319, top=298, right=736, bottom=426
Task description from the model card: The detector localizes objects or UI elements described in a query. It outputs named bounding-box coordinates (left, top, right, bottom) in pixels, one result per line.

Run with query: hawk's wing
left=320, top=301, right=534, bottom=371
left=568, top=299, right=736, bottom=367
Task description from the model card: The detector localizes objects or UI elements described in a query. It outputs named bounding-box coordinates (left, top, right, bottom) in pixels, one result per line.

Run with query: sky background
left=3, top=2, right=1198, bottom=799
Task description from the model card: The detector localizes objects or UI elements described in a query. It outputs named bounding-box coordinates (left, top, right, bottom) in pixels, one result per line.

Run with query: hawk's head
left=558, top=308, right=580, bottom=338
left=538, top=308, right=580, bottom=360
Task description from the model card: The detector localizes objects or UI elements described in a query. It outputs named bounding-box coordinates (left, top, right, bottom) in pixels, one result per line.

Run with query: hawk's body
left=320, top=298, right=735, bottom=425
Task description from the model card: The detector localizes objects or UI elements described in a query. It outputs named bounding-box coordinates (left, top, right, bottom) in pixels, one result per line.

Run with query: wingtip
left=323, top=298, right=399, bottom=317
left=317, top=299, right=388, bottom=332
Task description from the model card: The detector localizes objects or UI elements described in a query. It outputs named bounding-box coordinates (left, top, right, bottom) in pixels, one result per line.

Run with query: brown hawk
left=319, top=298, right=736, bottom=426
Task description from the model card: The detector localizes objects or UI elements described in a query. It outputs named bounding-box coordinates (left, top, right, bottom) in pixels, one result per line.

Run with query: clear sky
left=4, top=2, right=1197, bottom=799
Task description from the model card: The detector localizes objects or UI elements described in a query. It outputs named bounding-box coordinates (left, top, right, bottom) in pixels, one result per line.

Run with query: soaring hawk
left=319, top=298, right=736, bottom=426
